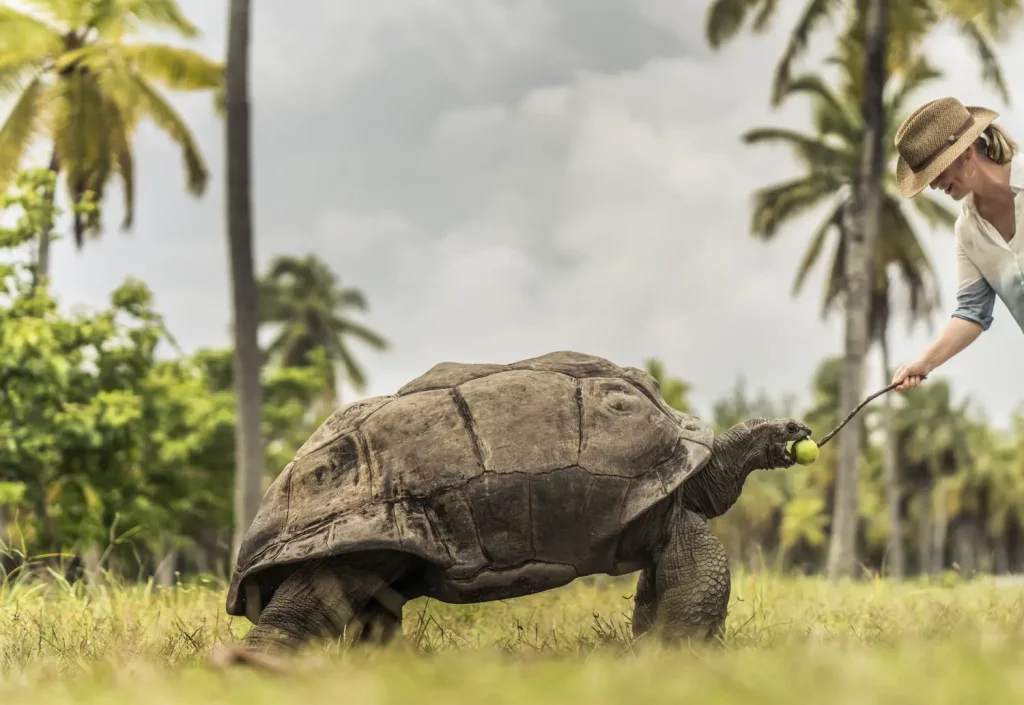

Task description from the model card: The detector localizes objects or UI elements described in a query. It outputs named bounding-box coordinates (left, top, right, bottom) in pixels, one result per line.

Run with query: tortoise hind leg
left=355, top=599, right=404, bottom=645
left=228, top=554, right=409, bottom=661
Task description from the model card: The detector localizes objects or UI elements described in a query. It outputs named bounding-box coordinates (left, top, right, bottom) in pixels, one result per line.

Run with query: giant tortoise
left=223, top=351, right=810, bottom=657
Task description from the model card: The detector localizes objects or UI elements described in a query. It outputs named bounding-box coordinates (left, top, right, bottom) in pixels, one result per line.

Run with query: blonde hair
left=974, top=123, right=1018, bottom=164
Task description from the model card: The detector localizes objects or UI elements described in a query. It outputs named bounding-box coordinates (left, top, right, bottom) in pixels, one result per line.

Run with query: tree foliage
left=0, top=0, right=222, bottom=242
left=0, top=170, right=329, bottom=577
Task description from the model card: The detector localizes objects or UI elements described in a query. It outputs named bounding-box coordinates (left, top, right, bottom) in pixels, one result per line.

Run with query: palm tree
left=704, top=0, right=1018, bottom=108
left=742, top=37, right=953, bottom=578
left=259, top=254, right=388, bottom=405
left=709, top=0, right=1022, bottom=580
left=225, top=0, right=263, bottom=565
left=893, top=380, right=973, bottom=575
left=0, top=0, right=223, bottom=285
left=827, top=0, right=889, bottom=583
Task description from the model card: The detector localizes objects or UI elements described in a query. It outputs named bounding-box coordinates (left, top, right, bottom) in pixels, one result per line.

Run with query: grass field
left=2, top=570, right=1024, bottom=703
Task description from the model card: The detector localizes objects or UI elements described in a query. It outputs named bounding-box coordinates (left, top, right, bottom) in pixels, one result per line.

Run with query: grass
left=2, top=570, right=1024, bottom=703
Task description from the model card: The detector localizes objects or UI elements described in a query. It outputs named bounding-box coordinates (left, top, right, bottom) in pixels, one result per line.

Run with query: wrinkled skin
left=217, top=417, right=810, bottom=667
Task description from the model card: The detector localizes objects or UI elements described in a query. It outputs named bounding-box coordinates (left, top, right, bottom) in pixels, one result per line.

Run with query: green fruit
left=793, top=439, right=819, bottom=465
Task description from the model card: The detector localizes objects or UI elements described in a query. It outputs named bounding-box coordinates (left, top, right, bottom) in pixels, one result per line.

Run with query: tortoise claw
left=211, top=644, right=290, bottom=673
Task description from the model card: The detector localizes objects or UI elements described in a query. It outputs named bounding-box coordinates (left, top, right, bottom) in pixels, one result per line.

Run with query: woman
left=890, top=96, right=1021, bottom=392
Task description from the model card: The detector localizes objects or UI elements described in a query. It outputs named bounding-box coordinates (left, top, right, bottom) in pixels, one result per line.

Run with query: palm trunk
left=993, top=533, right=1009, bottom=574
left=917, top=488, right=932, bottom=575
left=32, top=149, right=60, bottom=294
left=953, top=517, right=979, bottom=577
left=226, top=0, right=266, bottom=565
left=0, top=506, right=9, bottom=568
left=930, top=484, right=948, bottom=576
left=82, top=543, right=103, bottom=585
left=880, top=333, right=905, bottom=579
left=154, top=544, right=179, bottom=587
left=826, top=0, right=888, bottom=581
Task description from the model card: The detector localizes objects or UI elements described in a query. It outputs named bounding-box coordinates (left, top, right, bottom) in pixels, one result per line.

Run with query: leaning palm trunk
left=226, top=0, right=265, bottom=563
left=880, top=333, right=905, bottom=578
left=826, top=0, right=888, bottom=581
left=31, top=149, right=60, bottom=294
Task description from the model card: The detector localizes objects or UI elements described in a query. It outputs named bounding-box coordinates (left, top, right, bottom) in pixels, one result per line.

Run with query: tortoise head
left=743, top=417, right=812, bottom=467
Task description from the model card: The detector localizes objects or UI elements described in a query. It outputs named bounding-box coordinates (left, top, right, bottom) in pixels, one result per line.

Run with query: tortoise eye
left=787, top=423, right=798, bottom=433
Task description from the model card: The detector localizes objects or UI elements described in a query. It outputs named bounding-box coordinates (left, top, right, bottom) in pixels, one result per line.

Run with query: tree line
left=647, top=358, right=1024, bottom=579
left=2, top=1, right=1023, bottom=585
left=0, top=168, right=385, bottom=583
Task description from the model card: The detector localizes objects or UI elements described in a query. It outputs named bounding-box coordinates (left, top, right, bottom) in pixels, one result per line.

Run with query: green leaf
left=0, top=76, right=49, bottom=198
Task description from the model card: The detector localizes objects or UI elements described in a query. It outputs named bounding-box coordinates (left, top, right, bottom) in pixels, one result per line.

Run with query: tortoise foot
left=211, top=644, right=290, bottom=673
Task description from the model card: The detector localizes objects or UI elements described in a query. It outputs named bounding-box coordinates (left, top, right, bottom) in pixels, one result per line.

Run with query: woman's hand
left=892, top=359, right=932, bottom=391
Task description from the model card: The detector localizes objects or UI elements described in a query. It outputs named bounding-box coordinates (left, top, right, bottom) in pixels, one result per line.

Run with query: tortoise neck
left=680, top=424, right=763, bottom=519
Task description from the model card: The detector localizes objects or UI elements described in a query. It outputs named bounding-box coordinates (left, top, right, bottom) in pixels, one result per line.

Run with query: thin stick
left=817, top=376, right=925, bottom=448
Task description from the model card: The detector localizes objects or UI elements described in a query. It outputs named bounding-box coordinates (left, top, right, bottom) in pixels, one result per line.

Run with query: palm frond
left=705, top=0, right=763, bottom=49
left=331, top=341, right=368, bottom=394
left=749, top=174, right=843, bottom=239
left=331, top=317, right=388, bottom=351
left=266, top=255, right=316, bottom=282
left=0, top=53, right=45, bottom=98
left=954, top=19, right=1009, bottom=105
left=782, top=73, right=860, bottom=141
left=821, top=222, right=848, bottom=318
left=878, top=198, right=942, bottom=328
left=16, top=1, right=84, bottom=27
left=886, top=54, right=942, bottom=122
left=53, top=70, right=117, bottom=244
left=0, top=7, right=64, bottom=73
left=93, top=0, right=199, bottom=41
left=105, top=93, right=135, bottom=231
left=939, top=0, right=1022, bottom=43
left=770, top=0, right=846, bottom=106
left=0, top=76, right=49, bottom=196
left=336, top=288, right=369, bottom=311
left=909, top=192, right=957, bottom=231
left=792, top=201, right=845, bottom=296
left=752, top=0, right=779, bottom=31
left=742, top=127, right=851, bottom=168
left=120, top=44, right=223, bottom=91
left=124, top=74, right=207, bottom=194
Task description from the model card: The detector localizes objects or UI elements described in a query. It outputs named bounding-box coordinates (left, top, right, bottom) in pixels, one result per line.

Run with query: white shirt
left=952, top=154, right=1024, bottom=332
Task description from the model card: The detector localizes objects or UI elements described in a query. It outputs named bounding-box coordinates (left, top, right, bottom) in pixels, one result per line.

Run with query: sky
left=12, top=0, right=1024, bottom=428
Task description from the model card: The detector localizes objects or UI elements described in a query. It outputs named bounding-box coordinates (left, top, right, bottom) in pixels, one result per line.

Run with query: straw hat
left=894, top=97, right=998, bottom=198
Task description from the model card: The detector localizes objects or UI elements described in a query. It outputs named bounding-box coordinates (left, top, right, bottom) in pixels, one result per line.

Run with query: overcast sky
left=20, top=1, right=1024, bottom=429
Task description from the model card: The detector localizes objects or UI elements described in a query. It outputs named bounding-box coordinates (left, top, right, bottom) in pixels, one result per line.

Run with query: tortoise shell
left=226, top=351, right=713, bottom=617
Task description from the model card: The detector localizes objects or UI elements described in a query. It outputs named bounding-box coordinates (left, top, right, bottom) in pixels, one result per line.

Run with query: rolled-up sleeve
left=952, top=240, right=996, bottom=330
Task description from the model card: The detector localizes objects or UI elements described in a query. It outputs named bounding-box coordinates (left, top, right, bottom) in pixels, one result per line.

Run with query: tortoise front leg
left=651, top=507, right=730, bottom=643
left=631, top=566, right=657, bottom=639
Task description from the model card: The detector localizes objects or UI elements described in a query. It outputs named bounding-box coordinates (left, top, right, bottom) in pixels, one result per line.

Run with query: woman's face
left=928, top=146, right=977, bottom=201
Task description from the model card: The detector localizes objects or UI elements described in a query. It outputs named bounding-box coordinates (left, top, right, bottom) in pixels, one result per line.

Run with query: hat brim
left=896, top=106, right=999, bottom=198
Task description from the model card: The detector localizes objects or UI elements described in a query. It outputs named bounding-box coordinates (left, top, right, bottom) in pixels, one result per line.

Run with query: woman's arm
left=892, top=240, right=993, bottom=391
left=892, top=317, right=983, bottom=390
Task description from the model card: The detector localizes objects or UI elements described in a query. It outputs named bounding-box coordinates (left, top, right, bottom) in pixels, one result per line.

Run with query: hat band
left=908, top=115, right=977, bottom=173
